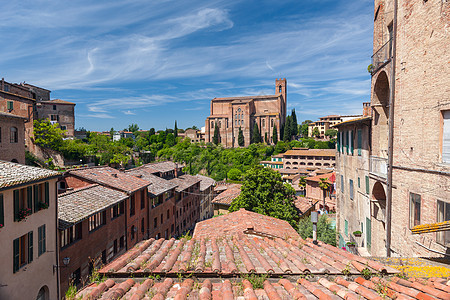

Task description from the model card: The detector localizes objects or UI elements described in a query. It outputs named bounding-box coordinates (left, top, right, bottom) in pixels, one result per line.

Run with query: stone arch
left=36, top=286, right=49, bottom=300
left=372, top=71, right=390, bottom=155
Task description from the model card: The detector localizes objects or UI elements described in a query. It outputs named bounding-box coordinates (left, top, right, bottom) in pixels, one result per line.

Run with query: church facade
left=205, top=78, right=287, bottom=147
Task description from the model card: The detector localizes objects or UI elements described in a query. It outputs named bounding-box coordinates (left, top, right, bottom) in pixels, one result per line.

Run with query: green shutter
left=44, top=182, right=49, bottom=206
left=365, top=176, right=369, bottom=194
left=13, top=238, right=19, bottom=273
left=337, top=132, right=340, bottom=152
left=345, top=131, right=349, bottom=154
left=345, top=220, right=348, bottom=236
left=27, top=186, right=33, bottom=212
left=28, top=231, right=33, bottom=263
left=350, top=131, right=354, bottom=154
left=0, top=194, right=4, bottom=227
left=357, top=129, right=362, bottom=156
left=34, top=185, right=40, bottom=209
left=13, top=190, right=20, bottom=221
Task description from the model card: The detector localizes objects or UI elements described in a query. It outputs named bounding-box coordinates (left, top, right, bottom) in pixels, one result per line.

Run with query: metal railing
left=371, top=38, right=392, bottom=74
left=370, top=156, right=388, bottom=179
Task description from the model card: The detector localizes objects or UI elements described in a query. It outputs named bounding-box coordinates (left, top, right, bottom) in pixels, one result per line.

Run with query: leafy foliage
left=229, top=166, right=298, bottom=229
left=325, top=129, right=338, bottom=138
left=33, top=119, right=65, bottom=149
left=227, top=168, right=242, bottom=181
left=251, top=122, right=261, bottom=144
left=298, top=214, right=336, bottom=246
left=312, top=127, right=320, bottom=138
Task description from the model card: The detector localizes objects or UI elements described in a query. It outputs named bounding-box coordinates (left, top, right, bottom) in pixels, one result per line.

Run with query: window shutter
left=13, top=190, right=20, bottom=221
left=365, top=176, right=369, bottom=194
left=45, top=182, right=49, bottom=206
left=34, top=185, right=40, bottom=208
left=27, top=186, right=33, bottom=212
left=28, top=231, right=33, bottom=263
left=357, top=129, right=362, bottom=156
left=33, top=186, right=39, bottom=212
left=350, top=131, right=354, bottom=154
left=42, top=225, right=46, bottom=254
left=13, top=238, right=19, bottom=273
left=0, top=194, right=3, bottom=227
left=337, top=132, right=341, bottom=152
left=443, top=111, right=450, bottom=163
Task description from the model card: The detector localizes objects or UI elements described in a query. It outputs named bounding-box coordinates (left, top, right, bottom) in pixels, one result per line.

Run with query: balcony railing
left=370, top=156, right=387, bottom=179
left=370, top=38, right=392, bottom=74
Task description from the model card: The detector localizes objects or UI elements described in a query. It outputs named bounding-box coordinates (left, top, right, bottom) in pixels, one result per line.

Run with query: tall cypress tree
left=252, top=122, right=261, bottom=144
left=283, top=116, right=292, bottom=141
left=238, top=127, right=245, bottom=146
left=291, top=109, right=298, bottom=136
left=174, top=121, right=178, bottom=138
left=272, top=124, right=278, bottom=144
left=213, top=123, right=220, bottom=145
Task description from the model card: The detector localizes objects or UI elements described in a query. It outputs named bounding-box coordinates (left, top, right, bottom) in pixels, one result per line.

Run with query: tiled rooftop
left=306, top=172, right=336, bottom=184
left=294, top=197, right=318, bottom=215
left=284, top=149, right=336, bottom=157
left=195, top=174, right=216, bottom=192
left=194, top=209, right=298, bottom=240
left=169, top=174, right=200, bottom=192
left=0, top=160, right=60, bottom=189
left=68, top=166, right=149, bottom=194
left=145, top=161, right=182, bottom=174
left=40, top=98, right=76, bottom=105
left=211, top=185, right=242, bottom=206
left=58, top=184, right=128, bottom=230
left=98, top=235, right=399, bottom=277
left=126, top=169, right=177, bottom=196
left=77, top=276, right=450, bottom=299
left=0, top=111, right=27, bottom=119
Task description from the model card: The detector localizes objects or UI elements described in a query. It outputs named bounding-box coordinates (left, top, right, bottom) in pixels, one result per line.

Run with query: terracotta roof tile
left=58, top=184, right=128, bottom=229
left=169, top=174, right=200, bottom=192
left=68, top=166, right=149, bottom=193
left=193, top=209, right=298, bottom=240
left=41, top=98, right=76, bottom=105
left=126, top=168, right=177, bottom=196
left=211, top=185, right=241, bottom=206
left=0, top=160, right=60, bottom=189
left=145, top=161, right=182, bottom=173
left=195, top=174, right=216, bottom=191
left=306, top=172, right=336, bottom=184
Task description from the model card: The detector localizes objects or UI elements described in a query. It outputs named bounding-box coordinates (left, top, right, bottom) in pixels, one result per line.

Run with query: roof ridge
left=59, top=183, right=99, bottom=197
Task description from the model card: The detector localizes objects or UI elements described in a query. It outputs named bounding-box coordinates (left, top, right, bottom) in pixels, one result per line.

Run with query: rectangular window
left=13, top=231, right=33, bottom=273
left=365, top=176, right=369, bottom=194
left=410, top=193, right=421, bottom=228
left=340, top=175, right=344, bottom=193
left=88, top=211, right=106, bottom=232
left=7, top=101, right=13, bottom=110
left=337, top=132, right=341, bottom=153
left=358, top=177, right=361, bottom=188
left=53, top=105, right=57, bottom=110
left=0, top=194, right=3, bottom=228
left=141, top=190, right=145, bottom=209
left=344, top=220, right=348, bottom=236
left=349, top=179, right=354, bottom=200
left=38, top=225, right=46, bottom=256
left=50, top=114, right=59, bottom=121
left=14, top=187, right=35, bottom=221
left=141, top=218, right=145, bottom=233
left=111, top=201, right=124, bottom=219
left=60, top=223, right=82, bottom=248
left=443, top=110, right=450, bottom=163
left=130, top=195, right=135, bottom=216
left=357, top=129, right=362, bottom=156
left=437, top=200, right=450, bottom=246
left=154, top=217, right=157, bottom=229
left=349, top=130, right=354, bottom=154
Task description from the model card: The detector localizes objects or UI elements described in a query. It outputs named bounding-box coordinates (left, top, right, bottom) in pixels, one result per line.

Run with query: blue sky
left=0, top=0, right=374, bottom=131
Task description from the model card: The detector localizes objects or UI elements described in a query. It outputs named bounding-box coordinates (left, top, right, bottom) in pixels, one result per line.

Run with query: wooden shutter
left=13, top=190, right=20, bottom=221
left=337, top=132, right=341, bottom=152
left=443, top=111, right=450, bottom=163
left=44, top=182, right=49, bottom=206
left=28, top=231, right=33, bottom=263
left=27, top=186, right=33, bottom=212
left=42, top=225, right=46, bottom=254
left=0, top=194, right=3, bottom=227
left=13, top=238, right=19, bottom=273
left=34, top=185, right=40, bottom=208
left=365, top=176, right=369, bottom=194
left=357, top=129, right=362, bottom=156
left=350, top=131, right=354, bottom=154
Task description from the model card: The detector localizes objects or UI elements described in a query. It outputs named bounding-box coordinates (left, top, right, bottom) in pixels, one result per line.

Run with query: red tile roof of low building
left=68, top=166, right=149, bottom=194
left=77, top=275, right=445, bottom=300
left=193, top=208, right=298, bottom=240
left=0, top=160, right=60, bottom=189
left=126, top=169, right=177, bottom=196
left=41, top=98, right=76, bottom=105
left=283, top=149, right=336, bottom=157
left=211, top=184, right=241, bottom=206
left=306, top=172, right=336, bottom=184
left=169, top=174, right=201, bottom=192
left=195, top=174, right=216, bottom=191
left=294, top=197, right=319, bottom=215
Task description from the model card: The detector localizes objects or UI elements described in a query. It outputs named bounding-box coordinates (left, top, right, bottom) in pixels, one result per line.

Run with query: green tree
left=213, top=123, right=220, bottom=145
left=165, top=133, right=176, bottom=147
left=291, top=109, right=298, bottom=136
left=127, top=123, right=139, bottom=133
left=227, top=168, right=242, bottom=181
left=312, top=127, right=320, bottom=138
left=325, top=129, right=337, bottom=139
left=229, top=166, right=298, bottom=229
left=264, top=132, right=268, bottom=144
left=238, top=127, right=245, bottom=147
left=174, top=121, right=178, bottom=138
left=318, top=178, right=331, bottom=210
left=272, top=124, right=278, bottom=144
left=283, top=116, right=292, bottom=142
left=298, top=214, right=336, bottom=246
left=300, top=120, right=313, bottom=137
left=33, top=119, right=65, bottom=150
left=149, top=128, right=155, bottom=136
left=252, top=122, right=261, bottom=144
left=109, top=127, right=115, bottom=141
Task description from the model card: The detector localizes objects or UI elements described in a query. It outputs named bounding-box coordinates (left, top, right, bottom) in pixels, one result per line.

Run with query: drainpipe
left=386, top=0, right=398, bottom=257
left=55, top=181, right=61, bottom=299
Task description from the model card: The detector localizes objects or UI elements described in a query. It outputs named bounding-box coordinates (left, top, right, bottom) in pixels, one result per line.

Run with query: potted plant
left=0, top=223, right=4, bottom=228
left=18, top=208, right=32, bottom=221
left=346, top=242, right=356, bottom=249
left=353, top=230, right=362, bottom=237
left=38, top=202, right=49, bottom=210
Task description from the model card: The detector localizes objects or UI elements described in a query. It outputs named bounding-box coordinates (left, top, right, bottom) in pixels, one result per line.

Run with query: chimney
left=112, top=173, right=118, bottom=178
left=363, top=102, right=372, bottom=117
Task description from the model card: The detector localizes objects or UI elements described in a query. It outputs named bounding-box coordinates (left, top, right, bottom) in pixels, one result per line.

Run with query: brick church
left=205, top=78, right=287, bottom=147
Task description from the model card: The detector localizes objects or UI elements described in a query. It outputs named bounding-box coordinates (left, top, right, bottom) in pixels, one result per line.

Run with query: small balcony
left=370, top=38, right=392, bottom=75
left=370, top=156, right=387, bottom=179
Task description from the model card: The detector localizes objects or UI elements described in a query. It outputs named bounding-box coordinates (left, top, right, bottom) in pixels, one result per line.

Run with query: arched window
left=271, top=119, right=274, bottom=127
left=10, top=127, right=18, bottom=143
left=235, top=114, right=237, bottom=120
left=279, top=85, right=282, bottom=93
left=242, top=120, right=244, bottom=126
left=36, top=286, right=48, bottom=300
left=238, top=108, right=241, bottom=112
left=211, top=121, right=214, bottom=128
left=262, top=119, right=265, bottom=128
left=218, top=121, right=221, bottom=128
left=235, top=120, right=237, bottom=126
